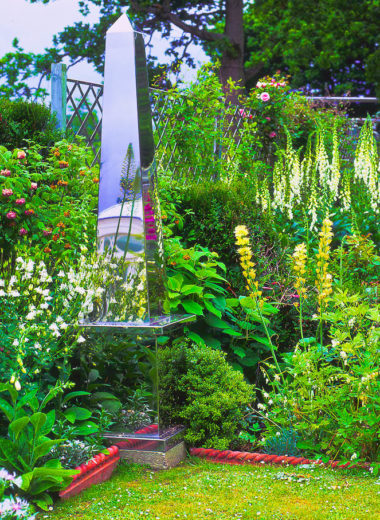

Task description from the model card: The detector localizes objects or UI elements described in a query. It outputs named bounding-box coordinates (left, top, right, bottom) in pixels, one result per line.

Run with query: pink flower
left=15, top=198, right=25, bottom=205
left=2, top=188, right=13, bottom=197
left=1, top=169, right=11, bottom=177
left=260, top=92, right=270, bottom=102
left=269, top=131, right=277, bottom=138
left=24, top=209, right=35, bottom=216
left=6, top=211, right=17, bottom=220
left=19, top=228, right=27, bottom=236
left=266, top=117, right=271, bottom=121
left=17, top=151, right=26, bottom=160
left=43, top=229, right=52, bottom=236
left=30, top=182, right=37, bottom=190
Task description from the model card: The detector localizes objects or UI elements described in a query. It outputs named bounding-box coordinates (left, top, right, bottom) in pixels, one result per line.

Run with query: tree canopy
left=1, top=0, right=379, bottom=99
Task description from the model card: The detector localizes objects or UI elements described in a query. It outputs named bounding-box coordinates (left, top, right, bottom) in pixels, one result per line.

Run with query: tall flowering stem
left=292, top=242, right=307, bottom=340
left=315, top=218, right=334, bottom=345
left=234, top=225, right=282, bottom=378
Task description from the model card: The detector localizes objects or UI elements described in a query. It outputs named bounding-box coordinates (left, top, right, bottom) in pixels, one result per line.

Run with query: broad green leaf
left=34, top=439, right=64, bottom=461
left=40, top=410, right=55, bottom=436
left=0, top=438, right=22, bottom=472
left=9, top=416, right=30, bottom=439
left=232, top=346, right=247, bottom=359
left=182, top=300, right=203, bottom=315
left=181, top=284, right=203, bottom=296
left=187, top=331, right=206, bottom=347
left=64, top=406, right=92, bottom=421
left=251, top=335, right=274, bottom=348
left=204, top=300, right=222, bottom=317
left=30, top=412, right=47, bottom=434
left=167, top=274, right=184, bottom=292
left=16, top=389, right=38, bottom=410
left=62, top=391, right=91, bottom=404
left=0, top=396, right=14, bottom=421
left=73, top=421, right=99, bottom=435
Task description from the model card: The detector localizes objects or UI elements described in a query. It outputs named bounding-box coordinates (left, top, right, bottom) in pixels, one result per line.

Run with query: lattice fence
left=52, top=65, right=378, bottom=176
left=66, top=78, right=103, bottom=167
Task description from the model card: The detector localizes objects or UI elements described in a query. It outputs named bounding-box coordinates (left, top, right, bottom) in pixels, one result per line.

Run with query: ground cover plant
left=44, top=460, right=380, bottom=520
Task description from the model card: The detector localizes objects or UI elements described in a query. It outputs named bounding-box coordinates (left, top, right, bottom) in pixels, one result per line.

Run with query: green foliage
left=0, top=382, right=78, bottom=510
left=0, top=97, right=61, bottom=150
left=259, top=291, right=380, bottom=463
left=158, top=339, right=253, bottom=450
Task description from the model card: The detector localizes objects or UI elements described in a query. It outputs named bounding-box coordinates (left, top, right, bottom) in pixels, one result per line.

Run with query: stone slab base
left=119, top=441, right=186, bottom=470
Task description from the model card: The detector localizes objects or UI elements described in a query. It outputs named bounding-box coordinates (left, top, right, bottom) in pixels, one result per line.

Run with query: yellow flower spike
left=315, top=218, right=334, bottom=312
left=292, top=242, right=308, bottom=299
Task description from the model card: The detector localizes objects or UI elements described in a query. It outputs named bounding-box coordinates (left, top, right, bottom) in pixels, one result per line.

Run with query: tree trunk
left=220, top=0, right=245, bottom=103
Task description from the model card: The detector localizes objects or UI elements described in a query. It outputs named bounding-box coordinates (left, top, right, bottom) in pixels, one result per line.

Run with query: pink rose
left=19, top=228, right=27, bottom=236
left=30, top=182, right=37, bottom=190
left=6, top=211, right=17, bottom=220
left=269, top=131, right=277, bottom=138
left=2, top=188, right=13, bottom=197
left=260, top=92, right=270, bottom=102
left=15, top=198, right=25, bottom=205
left=266, top=117, right=271, bottom=121
left=1, top=169, right=11, bottom=177
left=17, top=151, right=26, bottom=160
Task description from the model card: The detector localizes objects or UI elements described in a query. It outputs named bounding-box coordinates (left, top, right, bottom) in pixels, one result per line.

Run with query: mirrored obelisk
left=83, top=13, right=195, bottom=469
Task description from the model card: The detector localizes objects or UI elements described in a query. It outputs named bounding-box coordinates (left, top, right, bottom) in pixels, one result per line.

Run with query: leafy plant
left=0, top=382, right=78, bottom=510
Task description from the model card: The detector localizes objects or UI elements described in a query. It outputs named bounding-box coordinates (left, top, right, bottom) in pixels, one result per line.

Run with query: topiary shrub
left=159, top=338, right=253, bottom=450
left=0, top=97, right=62, bottom=151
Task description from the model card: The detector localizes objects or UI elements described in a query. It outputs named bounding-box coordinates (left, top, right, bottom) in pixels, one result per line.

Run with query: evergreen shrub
left=159, top=339, right=253, bottom=449
left=0, top=97, right=62, bottom=150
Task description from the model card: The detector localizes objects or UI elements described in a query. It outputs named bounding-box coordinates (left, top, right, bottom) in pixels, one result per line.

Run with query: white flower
left=40, top=303, right=49, bottom=310
left=15, top=380, right=21, bottom=391
left=42, top=289, right=50, bottom=297
left=263, top=392, right=269, bottom=399
left=49, top=323, right=61, bottom=337
left=34, top=342, right=42, bottom=350
left=77, top=335, right=86, bottom=344
left=0, top=290, right=5, bottom=297
left=351, top=453, right=357, bottom=461
left=57, top=270, right=65, bottom=277
left=0, top=279, right=5, bottom=287
left=26, top=311, right=36, bottom=320
left=348, top=318, right=356, bottom=327
left=9, top=290, right=20, bottom=297
left=340, top=351, right=347, bottom=359
left=331, top=339, right=339, bottom=347
left=12, top=339, right=19, bottom=346
left=276, top=432, right=281, bottom=437
left=268, top=399, right=273, bottom=405
left=274, top=374, right=280, bottom=382
left=9, top=276, right=17, bottom=286
left=257, top=403, right=266, bottom=410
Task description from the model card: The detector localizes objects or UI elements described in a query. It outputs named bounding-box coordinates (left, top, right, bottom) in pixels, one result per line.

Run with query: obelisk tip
left=107, top=14, right=135, bottom=34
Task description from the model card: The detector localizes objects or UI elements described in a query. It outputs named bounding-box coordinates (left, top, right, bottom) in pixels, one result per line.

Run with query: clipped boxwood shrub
left=159, top=339, right=253, bottom=450
left=0, top=97, right=62, bottom=150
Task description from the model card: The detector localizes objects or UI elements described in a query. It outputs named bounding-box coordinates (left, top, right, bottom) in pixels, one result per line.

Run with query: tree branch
left=130, top=1, right=225, bottom=43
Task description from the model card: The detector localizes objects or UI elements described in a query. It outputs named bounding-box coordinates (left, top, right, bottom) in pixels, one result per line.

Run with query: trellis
left=51, top=64, right=379, bottom=174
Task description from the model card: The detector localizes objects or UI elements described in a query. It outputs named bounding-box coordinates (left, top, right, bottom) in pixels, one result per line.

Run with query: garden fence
left=50, top=64, right=379, bottom=173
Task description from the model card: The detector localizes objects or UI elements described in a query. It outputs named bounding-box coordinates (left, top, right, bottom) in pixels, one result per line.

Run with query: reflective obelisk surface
left=95, top=14, right=166, bottom=323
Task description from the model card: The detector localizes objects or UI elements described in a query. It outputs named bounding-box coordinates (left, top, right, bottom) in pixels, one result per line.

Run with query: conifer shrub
left=159, top=339, right=253, bottom=449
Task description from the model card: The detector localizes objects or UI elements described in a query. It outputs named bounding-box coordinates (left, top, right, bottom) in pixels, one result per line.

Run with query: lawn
left=44, top=459, right=380, bottom=520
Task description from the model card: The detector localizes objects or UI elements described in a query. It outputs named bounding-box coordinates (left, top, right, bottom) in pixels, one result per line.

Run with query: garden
left=1, top=3, right=380, bottom=519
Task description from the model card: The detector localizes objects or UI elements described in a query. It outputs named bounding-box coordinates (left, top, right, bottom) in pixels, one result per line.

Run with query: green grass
left=44, top=458, right=380, bottom=520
